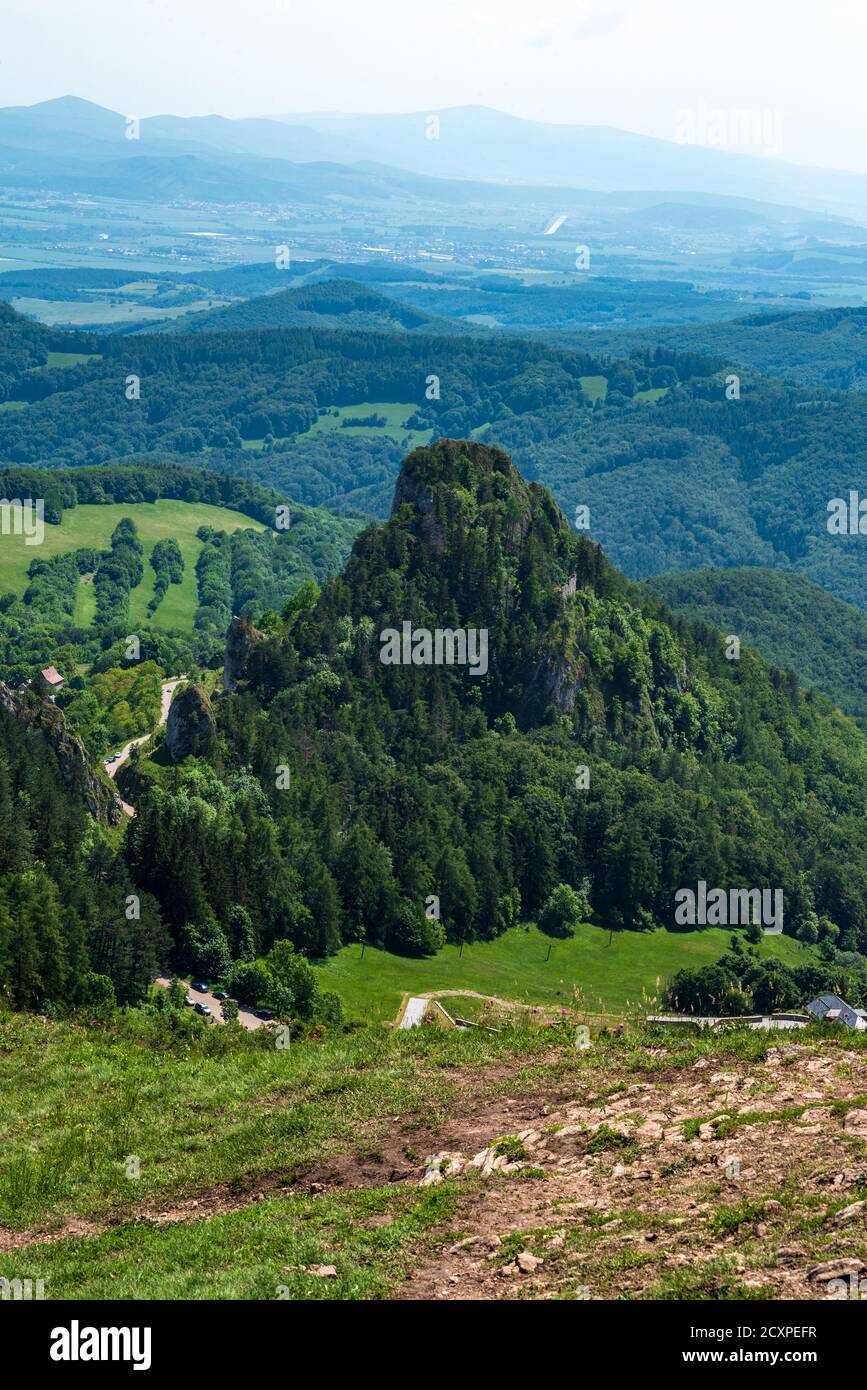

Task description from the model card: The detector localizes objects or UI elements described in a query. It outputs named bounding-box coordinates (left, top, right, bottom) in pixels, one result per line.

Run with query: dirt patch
left=396, top=1045, right=867, bottom=1300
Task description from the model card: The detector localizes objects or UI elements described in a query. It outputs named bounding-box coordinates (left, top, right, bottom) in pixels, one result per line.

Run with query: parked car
left=195, top=1002, right=212, bottom=1017
left=213, top=990, right=229, bottom=1001
left=254, top=1008, right=275, bottom=1021
left=184, top=994, right=195, bottom=1007
left=190, top=981, right=209, bottom=993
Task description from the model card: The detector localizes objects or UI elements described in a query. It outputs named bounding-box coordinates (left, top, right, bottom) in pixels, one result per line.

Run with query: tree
left=385, top=900, right=444, bottom=957
left=538, top=882, right=589, bottom=939
left=266, top=940, right=319, bottom=1019
left=75, top=972, right=116, bottom=1017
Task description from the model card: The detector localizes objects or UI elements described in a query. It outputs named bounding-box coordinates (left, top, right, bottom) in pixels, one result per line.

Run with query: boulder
left=164, top=683, right=216, bottom=763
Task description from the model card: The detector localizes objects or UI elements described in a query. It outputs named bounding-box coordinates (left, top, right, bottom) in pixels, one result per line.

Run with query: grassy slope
left=0, top=1012, right=546, bottom=1232
left=315, top=922, right=812, bottom=1023
left=4, top=1015, right=865, bottom=1300
left=302, top=401, right=433, bottom=448
left=0, top=499, right=266, bottom=633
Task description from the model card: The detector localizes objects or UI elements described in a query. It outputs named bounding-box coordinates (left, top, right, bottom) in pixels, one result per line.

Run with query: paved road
left=104, top=677, right=184, bottom=816
left=154, top=976, right=264, bottom=1031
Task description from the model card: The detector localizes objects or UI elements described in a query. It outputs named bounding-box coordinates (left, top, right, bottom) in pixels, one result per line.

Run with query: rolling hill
left=567, top=304, right=867, bottom=390
left=165, top=280, right=441, bottom=334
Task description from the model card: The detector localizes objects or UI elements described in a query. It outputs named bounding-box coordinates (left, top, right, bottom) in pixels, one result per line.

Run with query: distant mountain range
left=276, top=104, right=867, bottom=219
left=4, top=96, right=867, bottom=221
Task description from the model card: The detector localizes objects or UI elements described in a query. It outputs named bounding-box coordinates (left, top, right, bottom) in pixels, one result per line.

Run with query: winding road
left=104, top=676, right=184, bottom=817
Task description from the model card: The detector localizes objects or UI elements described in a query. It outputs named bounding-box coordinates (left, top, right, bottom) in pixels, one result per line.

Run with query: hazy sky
left=4, top=0, right=867, bottom=173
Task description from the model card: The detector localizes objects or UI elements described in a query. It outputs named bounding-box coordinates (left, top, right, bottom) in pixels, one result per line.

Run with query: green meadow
left=303, top=401, right=433, bottom=447
left=0, top=499, right=266, bottom=632
left=315, top=921, right=813, bottom=1023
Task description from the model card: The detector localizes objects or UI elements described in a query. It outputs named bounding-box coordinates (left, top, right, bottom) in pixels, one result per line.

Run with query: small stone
left=308, top=1264, right=337, bottom=1277
left=807, top=1257, right=865, bottom=1282
left=830, top=1200, right=866, bottom=1226
left=517, top=1250, right=543, bottom=1273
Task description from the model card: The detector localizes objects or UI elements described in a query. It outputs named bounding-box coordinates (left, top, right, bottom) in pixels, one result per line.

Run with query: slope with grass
left=3, top=1009, right=867, bottom=1301
left=0, top=499, right=266, bottom=633
left=315, top=923, right=812, bottom=1023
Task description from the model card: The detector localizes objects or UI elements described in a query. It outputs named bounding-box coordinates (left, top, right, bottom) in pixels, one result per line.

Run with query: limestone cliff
left=0, top=682, right=123, bottom=825
left=223, top=615, right=266, bottom=692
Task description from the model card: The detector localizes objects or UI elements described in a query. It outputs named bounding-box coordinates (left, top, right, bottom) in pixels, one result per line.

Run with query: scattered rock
left=807, top=1257, right=866, bottom=1282
left=829, top=1200, right=866, bottom=1226
left=517, top=1250, right=543, bottom=1273
left=307, top=1264, right=337, bottom=1278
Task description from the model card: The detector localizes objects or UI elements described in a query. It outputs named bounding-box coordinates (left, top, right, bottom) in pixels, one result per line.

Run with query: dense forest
left=5, top=440, right=867, bottom=1015
left=165, top=280, right=440, bottom=335
left=574, top=304, right=867, bottom=391
left=0, top=688, right=167, bottom=1009
left=644, top=567, right=867, bottom=728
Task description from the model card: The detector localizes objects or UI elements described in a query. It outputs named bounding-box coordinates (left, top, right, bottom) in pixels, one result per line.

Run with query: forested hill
left=127, top=440, right=867, bottom=983
left=0, top=683, right=168, bottom=1009
left=568, top=304, right=867, bottom=391
left=643, top=567, right=867, bottom=728
left=161, top=280, right=442, bottom=335
left=7, top=299, right=867, bottom=610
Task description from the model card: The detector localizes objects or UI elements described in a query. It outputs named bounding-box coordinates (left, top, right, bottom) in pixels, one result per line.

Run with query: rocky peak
left=0, top=681, right=123, bottom=825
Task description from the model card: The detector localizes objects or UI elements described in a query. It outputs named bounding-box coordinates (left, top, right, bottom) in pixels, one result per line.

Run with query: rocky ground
left=394, top=1038, right=867, bottom=1300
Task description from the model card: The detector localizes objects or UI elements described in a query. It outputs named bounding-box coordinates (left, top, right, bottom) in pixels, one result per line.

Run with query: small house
left=38, top=666, right=64, bottom=700
left=806, top=994, right=867, bottom=1030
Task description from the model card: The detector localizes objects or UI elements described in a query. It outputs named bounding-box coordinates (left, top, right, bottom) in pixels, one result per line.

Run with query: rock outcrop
left=164, top=682, right=217, bottom=763
left=0, top=681, right=123, bottom=825
left=223, top=615, right=266, bottom=692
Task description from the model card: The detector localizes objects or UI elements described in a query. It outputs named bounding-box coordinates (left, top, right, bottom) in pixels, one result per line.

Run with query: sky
left=3, top=0, right=866, bottom=173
